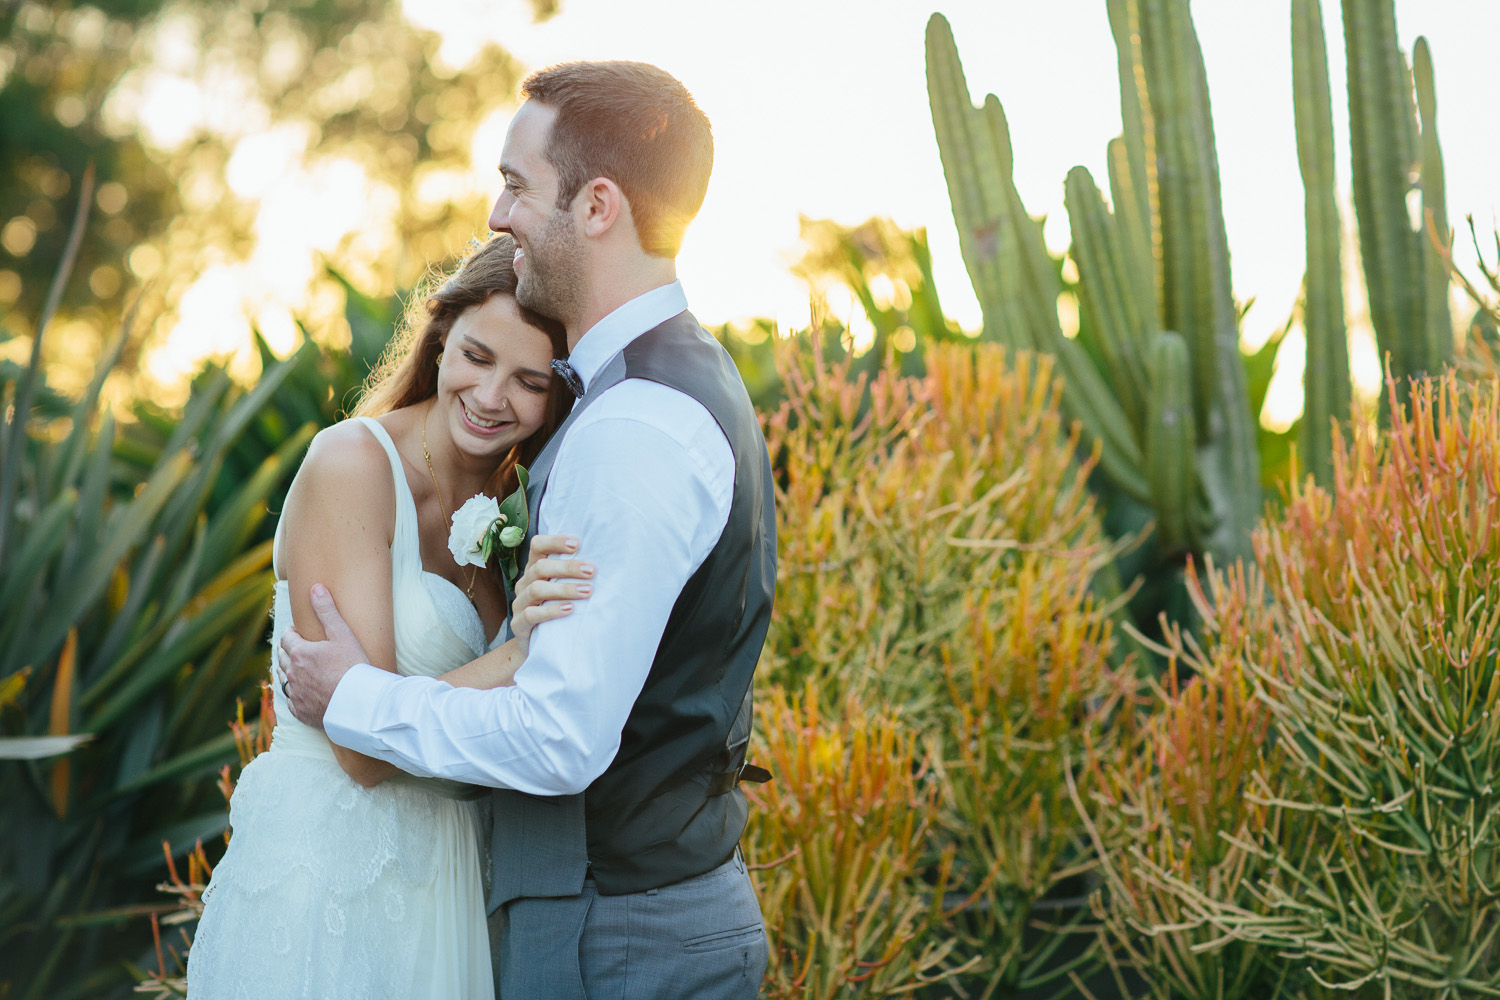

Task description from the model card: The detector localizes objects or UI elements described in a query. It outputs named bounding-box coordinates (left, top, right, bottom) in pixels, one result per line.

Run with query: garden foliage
left=0, top=188, right=388, bottom=1000
left=749, top=342, right=1133, bottom=996
left=1091, top=372, right=1500, bottom=997
left=925, top=0, right=1455, bottom=602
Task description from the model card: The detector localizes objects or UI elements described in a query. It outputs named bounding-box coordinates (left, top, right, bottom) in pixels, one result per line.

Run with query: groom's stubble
left=516, top=204, right=589, bottom=331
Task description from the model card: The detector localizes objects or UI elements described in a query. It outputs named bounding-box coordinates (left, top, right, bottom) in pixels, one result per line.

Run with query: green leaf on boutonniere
left=497, top=465, right=529, bottom=536
left=494, top=464, right=530, bottom=589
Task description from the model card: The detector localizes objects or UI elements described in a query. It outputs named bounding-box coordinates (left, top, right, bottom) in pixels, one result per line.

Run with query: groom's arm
left=322, top=382, right=733, bottom=794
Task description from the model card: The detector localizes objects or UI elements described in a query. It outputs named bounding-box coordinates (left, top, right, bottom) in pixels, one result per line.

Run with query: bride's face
left=434, top=294, right=555, bottom=462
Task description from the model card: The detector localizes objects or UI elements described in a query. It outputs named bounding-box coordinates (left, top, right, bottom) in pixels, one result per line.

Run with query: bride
left=186, top=233, right=591, bottom=998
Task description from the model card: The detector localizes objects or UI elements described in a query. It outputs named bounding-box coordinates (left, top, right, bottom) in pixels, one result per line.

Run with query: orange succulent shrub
left=1095, top=373, right=1500, bottom=997
left=1087, top=561, right=1317, bottom=999
left=1243, top=373, right=1500, bottom=994
left=752, top=343, right=1133, bottom=994
left=747, top=683, right=961, bottom=997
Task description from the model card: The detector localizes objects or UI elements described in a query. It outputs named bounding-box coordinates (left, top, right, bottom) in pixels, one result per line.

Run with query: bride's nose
left=471, top=372, right=513, bottom=413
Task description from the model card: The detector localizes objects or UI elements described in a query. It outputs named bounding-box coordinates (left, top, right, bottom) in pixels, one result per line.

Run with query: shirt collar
left=566, top=281, right=689, bottom=391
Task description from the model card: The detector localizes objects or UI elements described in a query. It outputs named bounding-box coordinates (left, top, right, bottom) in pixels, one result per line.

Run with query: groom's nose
left=488, top=192, right=512, bottom=233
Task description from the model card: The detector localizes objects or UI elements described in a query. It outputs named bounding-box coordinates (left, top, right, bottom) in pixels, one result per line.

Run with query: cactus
left=1134, top=0, right=1260, bottom=562
left=928, top=0, right=1457, bottom=569
left=1064, top=167, right=1154, bottom=430
left=1292, top=0, right=1351, bottom=488
left=1414, top=37, right=1453, bottom=365
left=925, top=14, right=1151, bottom=505
left=927, top=2, right=1257, bottom=565
left=1144, top=331, right=1200, bottom=554
left=1343, top=0, right=1452, bottom=400
left=1105, top=0, right=1159, bottom=318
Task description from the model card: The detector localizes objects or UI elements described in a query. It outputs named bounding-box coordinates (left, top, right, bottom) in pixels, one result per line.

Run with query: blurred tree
left=793, top=214, right=966, bottom=357
left=0, top=0, right=556, bottom=399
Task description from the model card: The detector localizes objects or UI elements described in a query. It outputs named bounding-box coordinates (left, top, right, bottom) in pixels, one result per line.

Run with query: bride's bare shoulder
left=286, top=419, right=396, bottom=514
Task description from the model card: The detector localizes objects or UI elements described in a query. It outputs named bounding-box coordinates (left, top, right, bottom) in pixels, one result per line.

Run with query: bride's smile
left=435, top=293, right=555, bottom=466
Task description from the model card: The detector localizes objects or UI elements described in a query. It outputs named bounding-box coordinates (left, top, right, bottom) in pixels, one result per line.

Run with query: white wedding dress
left=187, top=417, right=498, bottom=1000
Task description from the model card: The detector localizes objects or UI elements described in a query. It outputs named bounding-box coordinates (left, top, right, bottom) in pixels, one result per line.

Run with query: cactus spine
left=1292, top=0, right=1351, bottom=488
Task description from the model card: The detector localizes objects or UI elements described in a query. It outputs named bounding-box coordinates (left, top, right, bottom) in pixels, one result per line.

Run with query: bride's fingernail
left=577, top=585, right=592, bottom=596
left=566, top=538, right=580, bottom=551
left=580, top=564, right=595, bottom=577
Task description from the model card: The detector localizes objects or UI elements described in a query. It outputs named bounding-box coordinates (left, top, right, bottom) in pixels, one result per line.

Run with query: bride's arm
left=439, top=535, right=594, bottom=690
left=280, top=424, right=402, bottom=787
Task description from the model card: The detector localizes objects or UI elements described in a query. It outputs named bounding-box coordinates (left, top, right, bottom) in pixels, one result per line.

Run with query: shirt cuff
left=324, top=662, right=399, bottom=756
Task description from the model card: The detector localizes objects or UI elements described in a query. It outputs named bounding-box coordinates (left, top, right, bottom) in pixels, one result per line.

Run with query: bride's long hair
left=353, top=233, right=571, bottom=500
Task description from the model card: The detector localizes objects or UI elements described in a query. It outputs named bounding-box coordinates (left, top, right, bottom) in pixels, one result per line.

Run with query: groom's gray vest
left=488, top=310, right=775, bottom=906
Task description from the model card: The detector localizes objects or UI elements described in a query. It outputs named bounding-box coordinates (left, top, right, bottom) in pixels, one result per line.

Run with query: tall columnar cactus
left=925, top=14, right=1151, bottom=505
left=927, top=2, right=1258, bottom=566
left=1105, top=0, right=1159, bottom=324
left=1343, top=0, right=1452, bottom=399
left=1414, top=37, right=1453, bottom=366
left=1292, top=0, right=1351, bottom=489
left=1133, top=0, right=1259, bottom=562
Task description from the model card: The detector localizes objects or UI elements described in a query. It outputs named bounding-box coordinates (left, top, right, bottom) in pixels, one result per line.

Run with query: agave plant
left=0, top=172, right=390, bottom=999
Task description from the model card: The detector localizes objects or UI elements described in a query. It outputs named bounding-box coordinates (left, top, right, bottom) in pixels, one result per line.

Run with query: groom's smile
left=488, top=102, right=589, bottom=328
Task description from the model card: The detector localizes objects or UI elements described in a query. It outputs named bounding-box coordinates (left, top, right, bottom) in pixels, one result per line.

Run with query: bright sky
left=404, top=0, right=1500, bottom=425
left=139, top=0, right=1500, bottom=424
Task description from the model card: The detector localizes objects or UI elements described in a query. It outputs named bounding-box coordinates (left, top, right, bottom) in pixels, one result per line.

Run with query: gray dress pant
left=489, top=850, right=767, bottom=999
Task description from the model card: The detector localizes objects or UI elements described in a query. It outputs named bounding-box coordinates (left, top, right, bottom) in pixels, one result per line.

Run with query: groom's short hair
left=521, top=61, right=712, bottom=258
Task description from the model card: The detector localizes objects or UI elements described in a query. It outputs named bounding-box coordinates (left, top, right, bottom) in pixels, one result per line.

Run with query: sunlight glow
left=103, top=0, right=1499, bottom=429
left=400, top=0, right=538, bottom=74
left=1262, top=326, right=1306, bottom=434
left=133, top=73, right=204, bottom=149
left=149, top=264, right=254, bottom=386
left=226, top=124, right=313, bottom=199
left=469, top=107, right=513, bottom=176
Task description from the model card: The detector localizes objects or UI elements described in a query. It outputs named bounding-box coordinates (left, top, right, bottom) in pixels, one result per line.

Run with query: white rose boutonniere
left=449, top=495, right=500, bottom=568
left=446, top=466, right=531, bottom=588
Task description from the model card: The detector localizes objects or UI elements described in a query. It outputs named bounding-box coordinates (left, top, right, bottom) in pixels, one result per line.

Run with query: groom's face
left=490, top=102, right=585, bottom=326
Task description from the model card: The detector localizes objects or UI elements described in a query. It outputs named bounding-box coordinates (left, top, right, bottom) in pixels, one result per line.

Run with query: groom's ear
left=578, top=177, right=630, bottom=240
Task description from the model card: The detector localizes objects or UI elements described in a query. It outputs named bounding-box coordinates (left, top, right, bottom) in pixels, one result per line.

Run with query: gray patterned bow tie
left=550, top=359, right=584, bottom=398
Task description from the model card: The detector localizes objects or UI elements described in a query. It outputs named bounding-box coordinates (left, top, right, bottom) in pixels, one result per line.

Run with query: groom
left=280, top=61, right=775, bottom=998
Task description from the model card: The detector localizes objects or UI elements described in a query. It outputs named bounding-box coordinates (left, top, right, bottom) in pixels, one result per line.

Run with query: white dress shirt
left=324, top=281, right=736, bottom=794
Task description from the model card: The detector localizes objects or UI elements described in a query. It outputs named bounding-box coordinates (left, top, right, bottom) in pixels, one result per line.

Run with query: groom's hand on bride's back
left=280, top=583, right=370, bottom=729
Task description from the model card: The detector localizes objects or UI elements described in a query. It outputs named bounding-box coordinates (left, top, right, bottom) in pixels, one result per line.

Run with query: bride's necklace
left=421, top=400, right=479, bottom=604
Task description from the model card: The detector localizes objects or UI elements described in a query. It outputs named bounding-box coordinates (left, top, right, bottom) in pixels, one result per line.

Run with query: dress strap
left=272, top=514, right=286, bottom=579
left=351, top=416, right=422, bottom=583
